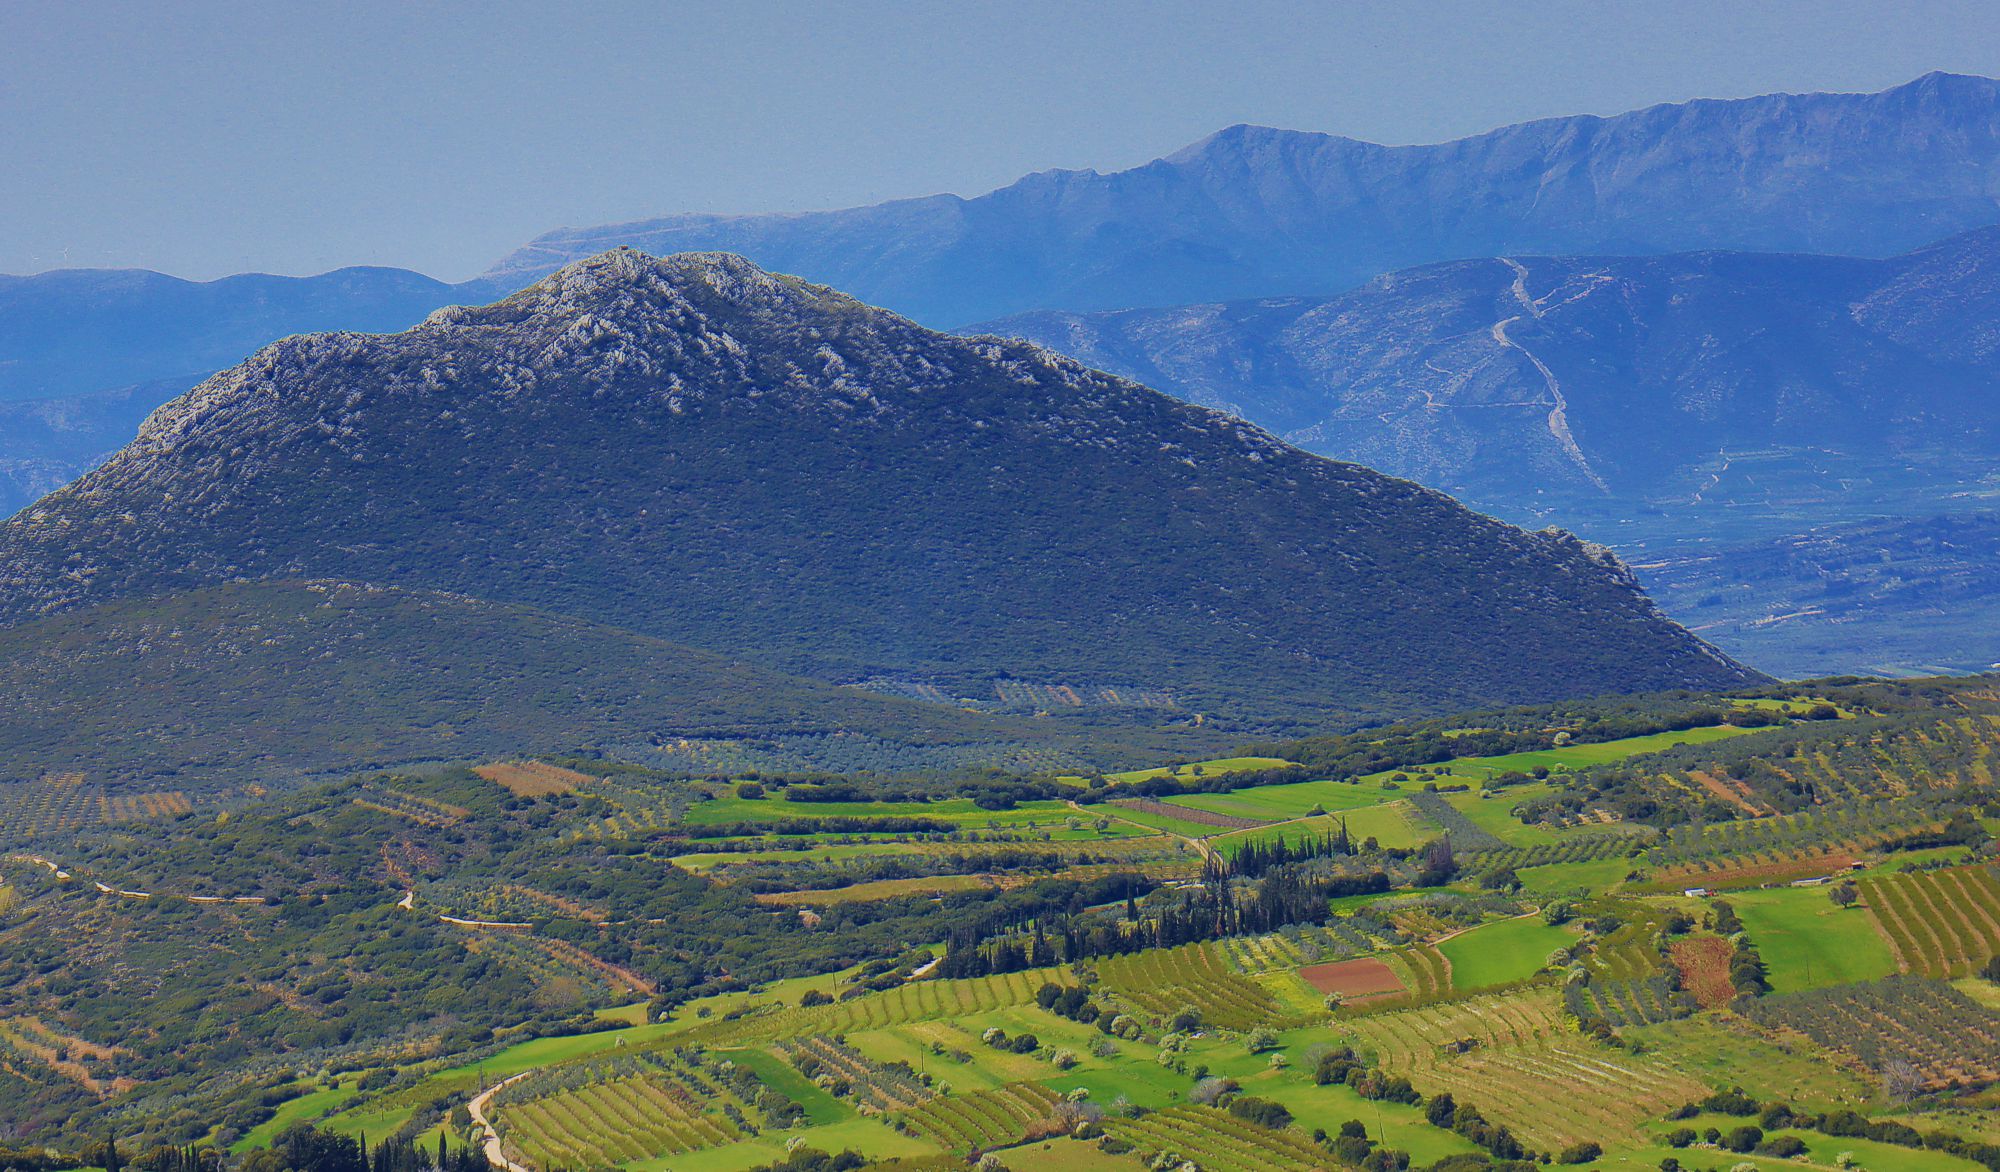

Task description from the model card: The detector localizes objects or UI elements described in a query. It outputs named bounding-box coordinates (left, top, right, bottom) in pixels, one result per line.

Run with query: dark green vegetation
left=4, top=675, right=2000, bottom=1172
left=0, top=251, right=1753, bottom=744
left=0, top=580, right=1199, bottom=788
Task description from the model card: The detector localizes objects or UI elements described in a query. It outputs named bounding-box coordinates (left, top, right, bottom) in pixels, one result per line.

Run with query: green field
left=1168, top=779, right=1402, bottom=821
left=1103, top=756, right=1298, bottom=784
left=234, top=1082, right=357, bottom=1152
left=1436, top=916, right=1573, bottom=990
left=1727, top=886, right=1900, bottom=992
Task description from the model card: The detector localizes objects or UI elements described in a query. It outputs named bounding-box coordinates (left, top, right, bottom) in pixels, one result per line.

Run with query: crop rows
left=495, top=1074, right=737, bottom=1168
left=1862, top=864, right=2000, bottom=979
left=1386, top=944, right=1451, bottom=1000
left=99, top=792, right=193, bottom=822
left=1569, top=975, right=1694, bottom=1028
left=1472, top=834, right=1640, bottom=873
left=698, top=968, right=1068, bottom=1044
left=1096, top=943, right=1280, bottom=1029
left=462, top=932, right=630, bottom=1002
left=1344, top=990, right=1703, bottom=1148
left=897, top=1083, right=1061, bottom=1154
left=1219, top=918, right=1399, bottom=973
left=351, top=787, right=465, bottom=828
left=1106, top=1105, right=1331, bottom=1172
left=779, top=1034, right=932, bottom=1111
left=1407, top=791, right=1506, bottom=851
left=0, top=775, right=97, bottom=841
left=1742, top=976, right=2000, bottom=1090
left=1647, top=802, right=1942, bottom=871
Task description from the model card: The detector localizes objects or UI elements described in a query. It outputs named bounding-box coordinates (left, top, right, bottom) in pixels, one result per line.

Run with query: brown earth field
left=1300, top=956, right=1406, bottom=999
left=1667, top=935, right=1736, bottom=1009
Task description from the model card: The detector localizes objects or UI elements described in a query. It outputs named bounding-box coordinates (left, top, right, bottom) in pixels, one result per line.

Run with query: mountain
left=0, top=377, right=197, bottom=518
left=6, top=74, right=1997, bottom=515
left=0, top=250, right=1756, bottom=728
left=0, top=579, right=1187, bottom=788
left=0, top=265, right=462, bottom=402
left=972, top=225, right=2000, bottom=676
left=973, top=225, right=2000, bottom=530
left=487, top=73, right=2000, bottom=326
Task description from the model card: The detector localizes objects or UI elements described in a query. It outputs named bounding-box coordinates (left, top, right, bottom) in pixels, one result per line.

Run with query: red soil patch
left=1300, top=956, right=1406, bottom=999
left=1658, top=849, right=1860, bottom=891
left=1668, top=936, right=1735, bottom=1009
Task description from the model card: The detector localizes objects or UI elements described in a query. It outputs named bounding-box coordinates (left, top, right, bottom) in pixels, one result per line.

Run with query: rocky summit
left=0, top=250, right=1757, bottom=725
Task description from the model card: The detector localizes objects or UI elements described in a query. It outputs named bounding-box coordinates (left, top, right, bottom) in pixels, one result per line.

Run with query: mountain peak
left=0, top=255, right=1755, bottom=721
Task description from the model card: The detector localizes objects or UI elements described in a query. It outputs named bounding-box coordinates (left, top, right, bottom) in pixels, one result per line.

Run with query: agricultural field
left=1434, top=915, right=1571, bottom=991
left=1101, top=757, right=1298, bottom=785
left=1728, top=886, right=1900, bottom=992
left=475, top=760, right=593, bottom=797
left=1342, top=988, right=1707, bottom=1150
left=1742, top=976, right=2000, bottom=1091
left=1095, top=943, right=1281, bottom=1029
left=1862, top=863, right=2000, bottom=978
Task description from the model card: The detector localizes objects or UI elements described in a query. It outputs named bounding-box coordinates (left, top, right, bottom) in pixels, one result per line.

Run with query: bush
left=1228, top=1097, right=1293, bottom=1130
left=1557, top=1141, right=1602, bottom=1164
left=1721, top=1125, right=1763, bottom=1153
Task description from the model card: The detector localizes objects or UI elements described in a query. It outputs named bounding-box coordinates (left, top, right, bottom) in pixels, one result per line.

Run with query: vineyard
left=351, top=786, right=467, bottom=828
left=693, top=968, right=1074, bottom=1045
left=1642, top=801, right=1944, bottom=887
left=1469, top=833, right=1642, bottom=874
left=1861, top=864, right=2000, bottom=978
left=99, top=792, right=193, bottom=822
left=1741, top=976, right=2000, bottom=1090
left=0, top=774, right=97, bottom=840
left=495, top=1073, right=737, bottom=1166
left=474, top=761, right=593, bottom=797
left=896, top=1082, right=1062, bottom=1154
left=1343, top=990, right=1706, bottom=1149
left=1095, top=943, right=1281, bottom=1029
left=563, top=774, right=701, bottom=839
left=462, top=931, right=644, bottom=1003
left=1218, top=917, right=1406, bottom=974
left=778, top=1035, right=933, bottom=1112
left=1105, top=1105, right=1334, bottom=1172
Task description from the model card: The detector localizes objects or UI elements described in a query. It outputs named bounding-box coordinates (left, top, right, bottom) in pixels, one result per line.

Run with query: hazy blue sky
left=7, top=1, right=2000, bottom=281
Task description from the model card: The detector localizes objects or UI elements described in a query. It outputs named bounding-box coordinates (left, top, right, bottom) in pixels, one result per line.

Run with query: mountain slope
left=488, top=73, right=2000, bottom=325
left=0, top=265, right=461, bottom=401
left=0, top=250, right=1755, bottom=725
left=973, top=226, right=2000, bottom=527
left=0, top=579, right=1170, bottom=788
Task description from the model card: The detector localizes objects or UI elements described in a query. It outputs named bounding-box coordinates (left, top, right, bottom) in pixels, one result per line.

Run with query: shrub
left=1557, top=1141, right=1602, bottom=1164
left=1228, top=1096, right=1293, bottom=1130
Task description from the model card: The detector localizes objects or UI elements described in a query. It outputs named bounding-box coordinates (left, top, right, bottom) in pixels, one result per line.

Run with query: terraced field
left=493, top=1074, right=738, bottom=1166
left=1342, top=989, right=1706, bottom=1150
left=1862, top=864, right=2000, bottom=979
left=1218, top=919, right=1402, bottom=974
left=896, top=1082, right=1062, bottom=1154
left=1096, top=942, right=1282, bottom=1028
left=1106, top=1105, right=1334, bottom=1172
left=695, top=967, right=1073, bottom=1043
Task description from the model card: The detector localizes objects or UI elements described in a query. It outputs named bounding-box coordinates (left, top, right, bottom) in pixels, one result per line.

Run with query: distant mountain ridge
left=0, top=250, right=1757, bottom=730
left=974, top=224, right=2000, bottom=526
left=0, top=264, right=463, bottom=402
left=973, top=224, right=2000, bottom=676
left=6, top=72, right=1999, bottom=517
left=487, top=72, right=2000, bottom=325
